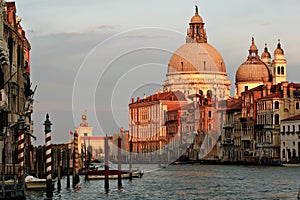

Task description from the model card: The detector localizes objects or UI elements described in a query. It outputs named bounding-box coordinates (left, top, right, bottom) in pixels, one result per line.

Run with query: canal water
left=26, top=164, right=299, bottom=200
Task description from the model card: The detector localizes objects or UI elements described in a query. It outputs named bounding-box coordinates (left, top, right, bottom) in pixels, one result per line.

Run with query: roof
left=130, top=90, right=187, bottom=104
left=257, top=91, right=282, bottom=100
left=226, top=99, right=242, bottom=111
left=167, top=43, right=226, bottom=74
left=281, top=114, right=300, bottom=122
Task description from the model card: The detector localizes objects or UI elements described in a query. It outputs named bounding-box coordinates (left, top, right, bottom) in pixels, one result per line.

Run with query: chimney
left=289, top=83, right=294, bottom=98
left=137, top=97, right=140, bottom=103
left=282, top=82, right=288, bottom=99
left=131, top=98, right=134, bottom=104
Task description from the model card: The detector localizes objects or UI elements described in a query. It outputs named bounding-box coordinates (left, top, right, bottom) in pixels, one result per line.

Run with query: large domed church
left=164, top=6, right=231, bottom=100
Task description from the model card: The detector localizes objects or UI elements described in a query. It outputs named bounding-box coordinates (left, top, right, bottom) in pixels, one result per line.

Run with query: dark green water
left=26, top=164, right=300, bottom=200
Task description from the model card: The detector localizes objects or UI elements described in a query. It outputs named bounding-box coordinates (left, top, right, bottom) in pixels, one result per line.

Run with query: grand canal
left=26, top=164, right=299, bottom=200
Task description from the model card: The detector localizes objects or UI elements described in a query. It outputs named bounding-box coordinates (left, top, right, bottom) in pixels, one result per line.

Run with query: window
left=274, top=101, right=279, bottom=109
left=245, top=86, right=248, bottom=91
left=208, top=123, right=212, bottom=131
left=282, top=149, right=285, bottom=158
left=208, top=111, right=212, bottom=118
left=277, top=66, right=280, bottom=75
left=292, top=125, right=295, bottom=133
left=281, top=66, right=284, bottom=75
left=296, top=102, right=299, bottom=110
left=275, top=114, right=280, bottom=124
left=84, top=133, right=88, bottom=136
left=283, top=126, right=285, bottom=132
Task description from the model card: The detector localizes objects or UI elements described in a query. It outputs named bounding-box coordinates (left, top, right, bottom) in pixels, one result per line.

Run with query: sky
left=11, top=0, right=300, bottom=145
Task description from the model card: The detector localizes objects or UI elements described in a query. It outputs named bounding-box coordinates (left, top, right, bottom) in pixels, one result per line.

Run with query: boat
left=0, top=180, right=25, bottom=200
left=87, top=169, right=144, bottom=180
left=24, top=175, right=56, bottom=190
left=282, top=163, right=300, bottom=167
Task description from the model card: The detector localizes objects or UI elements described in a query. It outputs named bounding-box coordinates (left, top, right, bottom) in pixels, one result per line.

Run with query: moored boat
left=282, top=163, right=300, bottom=167
left=87, top=169, right=144, bottom=180
left=24, top=175, right=56, bottom=190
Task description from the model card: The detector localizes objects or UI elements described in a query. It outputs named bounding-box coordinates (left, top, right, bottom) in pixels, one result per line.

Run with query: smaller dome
left=190, top=14, right=203, bottom=23
left=190, top=5, right=203, bottom=23
left=274, top=40, right=284, bottom=55
left=82, top=114, right=87, bottom=120
left=261, top=44, right=271, bottom=59
left=236, top=38, right=271, bottom=83
left=236, top=61, right=270, bottom=83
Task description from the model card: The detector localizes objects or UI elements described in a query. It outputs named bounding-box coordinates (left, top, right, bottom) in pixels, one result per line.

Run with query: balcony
left=223, top=123, right=234, bottom=129
left=241, top=135, right=251, bottom=141
left=255, top=124, right=274, bottom=130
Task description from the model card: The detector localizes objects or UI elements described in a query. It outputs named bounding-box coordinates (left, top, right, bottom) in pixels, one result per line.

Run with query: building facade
left=0, top=1, right=33, bottom=167
left=129, top=90, right=187, bottom=162
left=280, top=115, right=300, bottom=163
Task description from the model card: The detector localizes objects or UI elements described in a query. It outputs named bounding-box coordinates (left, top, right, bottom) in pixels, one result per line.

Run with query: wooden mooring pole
left=17, top=116, right=25, bottom=183
left=129, top=137, right=133, bottom=181
left=66, top=148, right=70, bottom=188
left=104, top=135, right=109, bottom=193
left=44, top=114, right=53, bottom=199
left=117, top=136, right=122, bottom=190
left=72, top=131, right=80, bottom=188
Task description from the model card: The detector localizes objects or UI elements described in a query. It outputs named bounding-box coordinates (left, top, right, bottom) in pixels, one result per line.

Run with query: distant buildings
left=128, top=5, right=300, bottom=164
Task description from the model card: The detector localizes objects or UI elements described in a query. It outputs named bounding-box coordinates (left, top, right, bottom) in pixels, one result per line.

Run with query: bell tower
left=272, top=40, right=287, bottom=85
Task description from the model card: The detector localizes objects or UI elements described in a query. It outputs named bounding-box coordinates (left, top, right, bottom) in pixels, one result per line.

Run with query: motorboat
left=24, top=175, right=56, bottom=190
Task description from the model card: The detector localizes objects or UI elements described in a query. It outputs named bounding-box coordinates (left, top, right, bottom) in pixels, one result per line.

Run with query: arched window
left=296, top=102, right=299, bottom=110
left=208, top=123, right=212, bottom=130
left=281, top=66, right=284, bottom=75
left=274, top=101, right=279, bottom=109
left=275, top=114, right=280, bottom=124
left=282, top=149, right=286, bottom=158
left=277, top=66, right=280, bottom=75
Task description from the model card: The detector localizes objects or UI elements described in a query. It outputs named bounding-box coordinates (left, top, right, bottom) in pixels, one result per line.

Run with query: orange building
left=129, top=90, right=187, bottom=162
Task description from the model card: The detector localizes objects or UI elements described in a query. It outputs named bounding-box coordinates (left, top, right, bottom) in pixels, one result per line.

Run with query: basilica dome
left=167, top=43, right=226, bottom=74
left=164, top=5, right=230, bottom=100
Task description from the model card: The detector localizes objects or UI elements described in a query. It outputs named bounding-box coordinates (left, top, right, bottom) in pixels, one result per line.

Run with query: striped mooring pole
left=17, top=116, right=25, bottom=183
left=44, top=114, right=53, bottom=199
left=73, top=131, right=80, bottom=187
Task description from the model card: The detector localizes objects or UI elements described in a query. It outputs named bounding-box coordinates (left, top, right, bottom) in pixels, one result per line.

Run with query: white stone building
left=280, top=115, right=300, bottom=163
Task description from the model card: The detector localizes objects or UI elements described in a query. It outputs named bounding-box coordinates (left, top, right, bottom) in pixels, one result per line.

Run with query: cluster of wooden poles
left=33, top=114, right=133, bottom=199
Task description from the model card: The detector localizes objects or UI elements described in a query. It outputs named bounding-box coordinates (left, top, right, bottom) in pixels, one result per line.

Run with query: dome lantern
left=187, top=4, right=207, bottom=43
left=274, top=39, right=284, bottom=56
left=261, top=43, right=271, bottom=59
